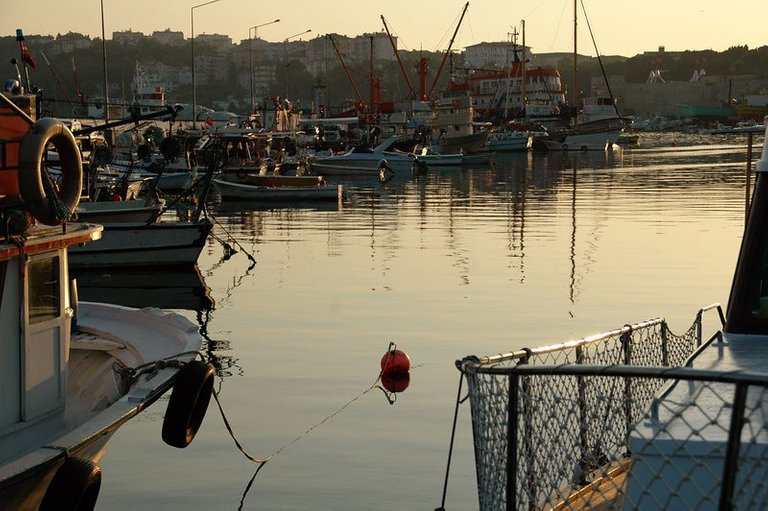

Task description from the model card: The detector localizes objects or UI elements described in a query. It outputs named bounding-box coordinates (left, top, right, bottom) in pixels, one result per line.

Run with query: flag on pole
left=21, top=43, right=35, bottom=69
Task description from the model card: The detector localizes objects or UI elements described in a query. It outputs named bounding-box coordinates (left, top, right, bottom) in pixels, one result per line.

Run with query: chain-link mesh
left=458, top=307, right=731, bottom=510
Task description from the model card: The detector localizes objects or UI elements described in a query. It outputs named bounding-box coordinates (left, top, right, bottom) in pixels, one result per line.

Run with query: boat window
left=28, top=256, right=60, bottom=324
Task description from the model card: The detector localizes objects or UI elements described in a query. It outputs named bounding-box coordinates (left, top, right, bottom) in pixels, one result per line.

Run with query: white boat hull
left=0, top=302, right=202, bottom=510
left=488, top=135, right=532, bottom=152
left=310, top=153, right=418, bottom=175
left=68, top=220, right=212, bottom=268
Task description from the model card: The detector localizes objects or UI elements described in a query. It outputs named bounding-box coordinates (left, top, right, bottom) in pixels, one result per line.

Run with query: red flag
left=21, top=43, right=35, bottom=69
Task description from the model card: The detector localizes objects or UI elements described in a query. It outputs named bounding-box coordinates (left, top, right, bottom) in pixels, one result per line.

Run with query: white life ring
left=18, top=118, right=82, bottom=226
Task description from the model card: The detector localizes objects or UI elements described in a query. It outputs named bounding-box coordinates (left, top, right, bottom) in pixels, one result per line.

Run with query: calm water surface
left=90, top=133, right=760, bottom=509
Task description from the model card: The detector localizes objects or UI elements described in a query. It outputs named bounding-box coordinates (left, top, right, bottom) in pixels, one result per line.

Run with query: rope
left=208, top=213, right=257, bottom=269
left=211, top=389, right=272, bottom=464
left=270, top=342, right=400, bottom=457
left=436, top=370, right=465, bottom=511
left=41, top=164, right=73, bottom=221
left=234, top=342, right=410, bottom=508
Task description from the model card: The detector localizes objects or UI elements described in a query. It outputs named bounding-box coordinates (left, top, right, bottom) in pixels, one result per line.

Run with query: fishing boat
left=213, top=173, right=342, bottom=201
left=0, top=92, right=214, bottom=509
left=450, top=121, right=768, bottom=510
left=432, top=87, right=489, bottom=155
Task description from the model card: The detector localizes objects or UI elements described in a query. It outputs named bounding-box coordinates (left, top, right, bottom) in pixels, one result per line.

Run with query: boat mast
left=370, top=35, right=375, bottom=116
left=521, top=20, right=526, bottom=119
left=573, top=0, right=578, bottom=126
left=381, top=16, right=415, bottom=99
left=428, top=1, right=469, bottom=99
left=503, top=27, right=518, bottom=120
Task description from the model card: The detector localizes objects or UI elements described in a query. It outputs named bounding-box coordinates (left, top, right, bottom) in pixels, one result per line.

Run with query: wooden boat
left=452, top=119, right=768, bottom=510
left=214, top=174, right=341, bottom=201
left=0, top=93, right=214, bottom=509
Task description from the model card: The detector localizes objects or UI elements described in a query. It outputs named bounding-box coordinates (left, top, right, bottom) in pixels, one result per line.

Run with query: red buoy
left=381, top=349, right=411, bottom=374
left=381, top=371, right=410, bottom=393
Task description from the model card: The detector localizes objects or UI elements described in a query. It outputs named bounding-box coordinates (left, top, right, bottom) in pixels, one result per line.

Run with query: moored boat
left=213, top=173, right=342, bottom=201
left=67, top=219, right=213, bottom=268
left=0, top=90, right=214, bottom=509
left=309, top=136, right=424, bottom=176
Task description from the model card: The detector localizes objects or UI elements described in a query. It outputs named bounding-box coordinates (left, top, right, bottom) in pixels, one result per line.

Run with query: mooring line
left=212, top=342, right=413, bottom=465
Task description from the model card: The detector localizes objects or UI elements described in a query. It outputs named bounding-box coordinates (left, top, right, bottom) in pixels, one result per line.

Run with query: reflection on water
left=73, top=266, right=214, bottom=311
left=96, top=134, right=761, bottom=510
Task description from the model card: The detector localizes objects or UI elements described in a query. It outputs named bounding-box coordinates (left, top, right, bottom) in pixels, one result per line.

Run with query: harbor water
left=87, top=134, right=757, bottom=509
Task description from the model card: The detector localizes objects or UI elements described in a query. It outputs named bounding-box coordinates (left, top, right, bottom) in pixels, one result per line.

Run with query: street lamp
left=249, top=19, right=280, bottom=113
left=283, top=29, right=312, bottom=66
left=100, top=0, right=109, bottom=122
left=282, top=29, right=311, bottom=97
left=191, top=0, right=224, bottom=129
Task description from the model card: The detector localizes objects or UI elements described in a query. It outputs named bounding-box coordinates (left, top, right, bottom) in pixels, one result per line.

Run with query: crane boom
left=428, top=1, right=469, bottom=98
left=327, top=34, right=366, bottom=108
left=40, top=51, right=76, bottom=107
left=380, top=15, right=415, bottom=98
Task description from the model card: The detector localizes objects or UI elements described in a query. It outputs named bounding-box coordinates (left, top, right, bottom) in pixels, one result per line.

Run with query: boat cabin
left=0, top=221, right=101, bottom=463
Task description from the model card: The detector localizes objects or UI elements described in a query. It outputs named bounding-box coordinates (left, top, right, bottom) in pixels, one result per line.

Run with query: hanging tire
left=40, top=457, right=101, bottom=511
left=162, top=360, right=215, bottom=448
left=18, top=118, right=83, bottom=226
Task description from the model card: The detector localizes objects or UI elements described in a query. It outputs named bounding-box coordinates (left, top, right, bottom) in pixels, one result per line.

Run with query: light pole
left=100, top=0, right=109, bottom=122
left=249, top=19, right=280, bottom=114
left=191, top=0, right=224, bottom=129
left=283, top=30, right=311, bottom=97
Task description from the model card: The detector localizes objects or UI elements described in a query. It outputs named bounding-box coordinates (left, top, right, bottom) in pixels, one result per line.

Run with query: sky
left=1, top=0, right=766, bottom=57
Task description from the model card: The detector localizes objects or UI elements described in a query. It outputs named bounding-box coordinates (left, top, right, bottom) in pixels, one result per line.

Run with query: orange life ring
left=18, top=118, right=82, bottom=226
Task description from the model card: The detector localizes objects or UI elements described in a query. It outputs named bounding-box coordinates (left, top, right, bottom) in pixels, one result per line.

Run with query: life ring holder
left=162, top=360, right=215, bottom=448
left=18, top=118, right=82, bottom=226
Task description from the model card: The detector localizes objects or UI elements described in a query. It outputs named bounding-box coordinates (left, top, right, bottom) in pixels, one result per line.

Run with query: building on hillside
left=463, top=41, right=532, bottom=69
left=348, top=32, right=396, bottom=63
left=195, top=55, right=227, bottom=85
left=237, top=64, right=277, bottom=101
left=195, top=34, right=232, bottom=54
left=54, top=32, right=91, bottom=53
left=113, top=30, right=146, bottom=45
left=152, top=29, right=185, bottom=46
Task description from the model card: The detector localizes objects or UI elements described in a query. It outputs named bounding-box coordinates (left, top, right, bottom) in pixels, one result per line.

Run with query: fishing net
left=457, top=306, right=734, bottom=510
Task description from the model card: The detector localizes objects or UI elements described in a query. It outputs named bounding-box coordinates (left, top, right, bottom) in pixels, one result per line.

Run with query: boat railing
left=456, top=304, right=726, bottom=510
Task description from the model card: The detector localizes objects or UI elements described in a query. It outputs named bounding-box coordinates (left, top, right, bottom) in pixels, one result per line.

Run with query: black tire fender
left=18, top=118, right=82, bottom=226
left=40, top=457, right=101, bottom=511
left=162, top=360, right=215, bottom=448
